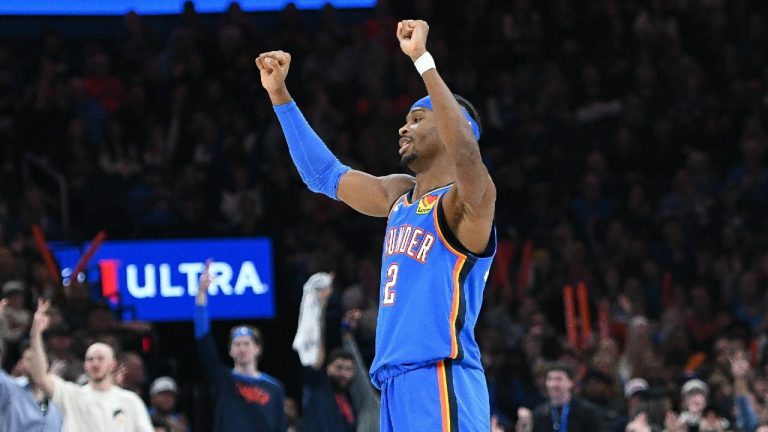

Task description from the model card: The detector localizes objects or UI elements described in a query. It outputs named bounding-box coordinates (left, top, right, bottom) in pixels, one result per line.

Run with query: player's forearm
left=421, top=70, right=483, bottom=166
left=272, top=101, right=350, bottom=199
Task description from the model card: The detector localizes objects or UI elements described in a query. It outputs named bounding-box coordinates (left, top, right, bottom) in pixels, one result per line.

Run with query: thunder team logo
left=416, top=194, right=438, bottom=214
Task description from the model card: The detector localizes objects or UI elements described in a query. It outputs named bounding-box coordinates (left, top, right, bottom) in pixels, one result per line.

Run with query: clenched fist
left=255, top=50, right=292, bottom=103
left=396, top=20, right=429, bottom=61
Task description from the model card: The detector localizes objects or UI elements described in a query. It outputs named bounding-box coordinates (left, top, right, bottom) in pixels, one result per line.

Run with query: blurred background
left=2, top=0, right=768, bottom=430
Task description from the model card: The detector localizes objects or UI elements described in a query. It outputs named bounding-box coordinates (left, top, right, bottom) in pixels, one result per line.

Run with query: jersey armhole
left=387, top=189, right=412, bottom=217
left=436, top=196, right=496, bottom=259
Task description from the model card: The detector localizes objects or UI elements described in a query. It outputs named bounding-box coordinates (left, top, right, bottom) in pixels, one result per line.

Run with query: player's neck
left=412, top=156, right=454, bottom=199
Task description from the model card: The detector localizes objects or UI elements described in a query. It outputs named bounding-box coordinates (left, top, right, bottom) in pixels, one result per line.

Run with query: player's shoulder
left=382, top=174, right=415, bottom=195
left=382, top=174, right=415, bottom=211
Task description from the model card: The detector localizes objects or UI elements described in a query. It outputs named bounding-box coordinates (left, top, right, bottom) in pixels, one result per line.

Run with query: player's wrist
left=413, top=51, right=435, bottom=75
left=408, top=47, right=427, bottom=61
left=268, top=86, right=292, bottom=105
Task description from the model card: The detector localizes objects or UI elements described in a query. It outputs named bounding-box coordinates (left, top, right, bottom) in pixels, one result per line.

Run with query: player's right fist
left=397, top=20, right=429, bottom=61
left=255, top=51, right=291, bottom=94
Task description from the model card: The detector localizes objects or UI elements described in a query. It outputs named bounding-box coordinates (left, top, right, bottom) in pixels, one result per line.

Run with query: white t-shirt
left=51, top=376, right=153, bottom=432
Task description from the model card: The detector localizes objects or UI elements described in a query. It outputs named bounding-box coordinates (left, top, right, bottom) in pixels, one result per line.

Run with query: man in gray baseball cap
left=148, top=376, right=188, bottom=432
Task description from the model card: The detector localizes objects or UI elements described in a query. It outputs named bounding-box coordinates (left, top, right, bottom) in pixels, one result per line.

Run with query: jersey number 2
left=382, top=263, right=398, bottom=306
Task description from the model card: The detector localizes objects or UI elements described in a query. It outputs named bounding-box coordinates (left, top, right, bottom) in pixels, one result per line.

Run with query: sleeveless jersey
left=369, top=184, right=496, bottom=386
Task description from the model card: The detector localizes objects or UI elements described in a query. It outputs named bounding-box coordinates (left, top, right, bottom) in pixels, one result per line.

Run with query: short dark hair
left=326, top=348, right=354, bottom=365
left=454, top=94, right=482, bottom=138
left=545, top=362, right=576, bottom=380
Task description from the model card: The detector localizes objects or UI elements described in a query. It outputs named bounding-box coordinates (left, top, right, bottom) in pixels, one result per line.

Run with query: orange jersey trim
left=449, top=257, right=466, bottom=358
left=431, top=194, right=466, bottom=359
left=432, top=202, right=463, bottom=258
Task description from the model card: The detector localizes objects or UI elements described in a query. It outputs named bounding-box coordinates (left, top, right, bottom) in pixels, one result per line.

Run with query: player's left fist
left=396, top=19, right=429, bottom=61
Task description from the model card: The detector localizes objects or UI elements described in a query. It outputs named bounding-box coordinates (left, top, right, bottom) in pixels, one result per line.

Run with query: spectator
left=293, top=272, right=356, bottom=432
left=581, top=368, right=621, bottom=426
left=730, top=351, right=759, bottom=432
left=194, top=261, right=286, bottom=432
left=27, top=299, right=153, bottom=431
left=678, top=378, right=711, bottom=430
left=529, top=363, right=606, bottom=432
left=341, top=307, right=380, bottom=432
left=148, top=376, right=189, bottom=432
left=44, top=323, right=84, bottom=382
left=613, top=378, right=650, bottom=432
left=118, top=351, right=147, bottom=396
left=1, top=280, right=31, bottom=358
left=0, top=301, right=63, bottom=431
left=284, top=397, right=302, bottom=432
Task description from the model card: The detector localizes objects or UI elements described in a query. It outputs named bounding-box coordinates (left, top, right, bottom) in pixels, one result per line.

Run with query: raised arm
left=194, top=259, right=212, bottom=337
left=256, top=51, right=414, bottom=217
left=397, top=20, right=496, bottom=253
left=28, top=298, right=55, bottom=397
left=194, top=260, right=230, bottom=388
left=341, top=309, right=381, bottom=425
left=292, top=272, right=333, bottom=370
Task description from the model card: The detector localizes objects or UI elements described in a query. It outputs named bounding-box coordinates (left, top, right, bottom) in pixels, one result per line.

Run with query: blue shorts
left=379, top=360, right=489, bottom=432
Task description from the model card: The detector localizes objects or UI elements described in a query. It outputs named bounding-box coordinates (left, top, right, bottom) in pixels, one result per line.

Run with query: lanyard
left=551, top=403, right=570, bottom=432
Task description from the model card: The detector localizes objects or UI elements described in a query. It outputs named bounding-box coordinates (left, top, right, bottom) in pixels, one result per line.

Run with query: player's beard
left=400, top=153, right=417, bottom=170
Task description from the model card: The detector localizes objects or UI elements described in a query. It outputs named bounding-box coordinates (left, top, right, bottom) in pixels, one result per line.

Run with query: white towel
left=292, top=272, right=332, bottom=366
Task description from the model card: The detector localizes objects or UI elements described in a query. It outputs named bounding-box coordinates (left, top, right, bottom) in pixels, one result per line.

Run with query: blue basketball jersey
left=369, top=184, right=496, bottom=388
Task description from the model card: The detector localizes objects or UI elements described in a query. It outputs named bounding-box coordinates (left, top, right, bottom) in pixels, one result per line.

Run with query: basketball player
left=256, top=19, right=496, bottom=431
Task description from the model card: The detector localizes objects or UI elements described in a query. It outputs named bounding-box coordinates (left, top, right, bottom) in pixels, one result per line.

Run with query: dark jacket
left=532, top=396, right=608, bottom=432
